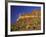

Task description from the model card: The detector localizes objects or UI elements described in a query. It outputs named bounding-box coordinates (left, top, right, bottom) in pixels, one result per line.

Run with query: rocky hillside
left=11, top=10, right=41, bottom=31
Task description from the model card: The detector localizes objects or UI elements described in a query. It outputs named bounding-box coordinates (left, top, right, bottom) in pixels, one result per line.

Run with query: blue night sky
left=11, top=6, right=41, bottom=24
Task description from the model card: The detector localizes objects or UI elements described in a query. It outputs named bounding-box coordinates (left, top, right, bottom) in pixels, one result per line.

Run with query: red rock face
left=11, top=10, right=41, bottom=31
